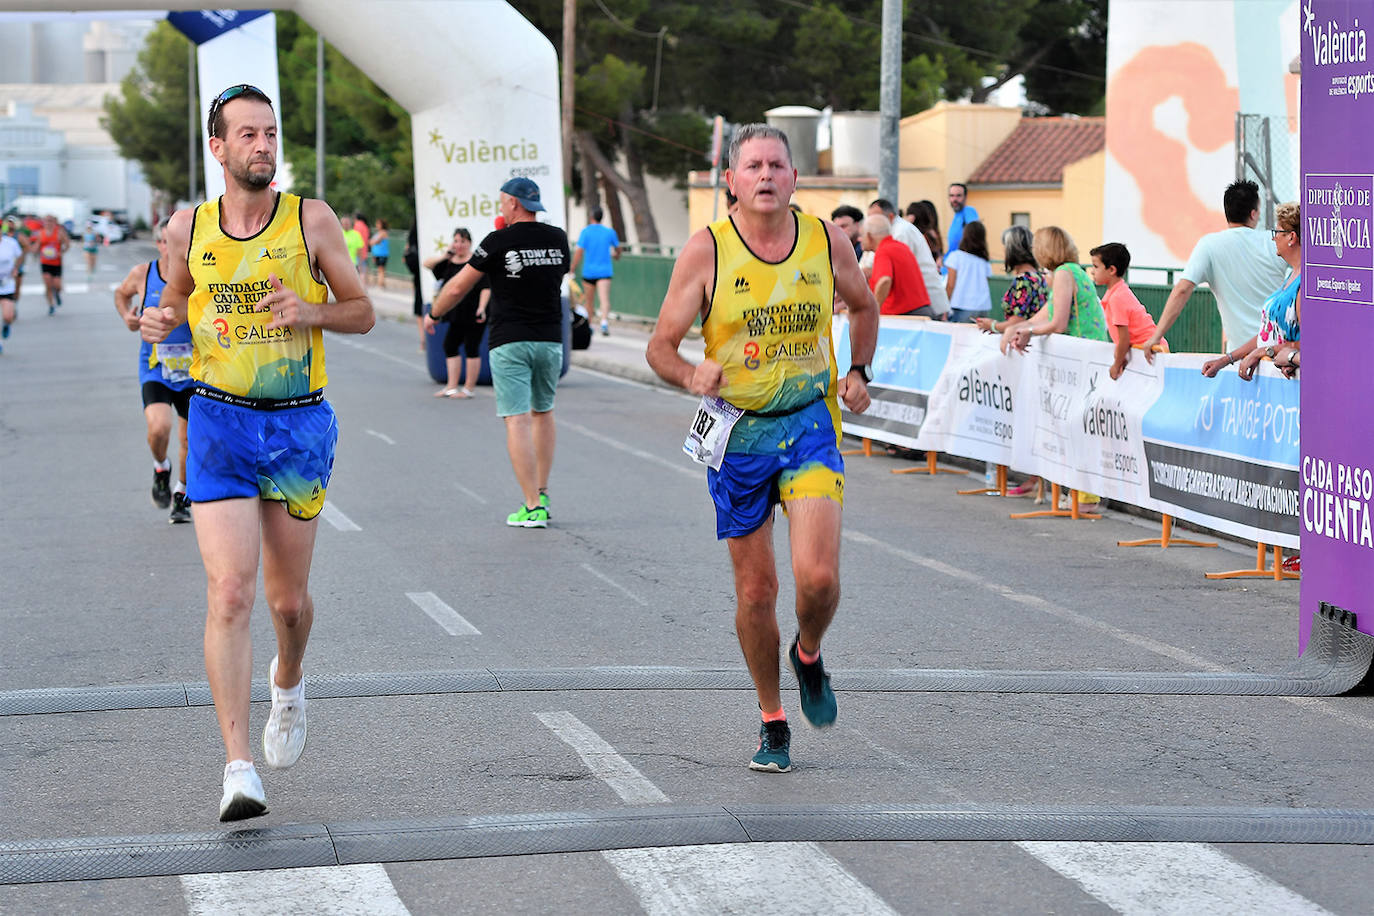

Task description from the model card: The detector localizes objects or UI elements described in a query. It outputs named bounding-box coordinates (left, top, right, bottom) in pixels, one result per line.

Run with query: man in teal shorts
left=430, top=177, right=570, bottom=528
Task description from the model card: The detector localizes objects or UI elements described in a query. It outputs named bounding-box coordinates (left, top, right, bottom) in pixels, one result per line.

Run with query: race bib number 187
left=683, top=396, right=744, bottom=471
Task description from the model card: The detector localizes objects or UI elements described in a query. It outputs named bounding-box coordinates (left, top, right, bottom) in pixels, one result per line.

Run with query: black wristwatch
left=849, top=363, right=873, bottom=383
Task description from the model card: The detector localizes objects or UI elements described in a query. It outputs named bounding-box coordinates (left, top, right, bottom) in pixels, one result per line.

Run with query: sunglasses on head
left=207, top=84, right=272, bottom=136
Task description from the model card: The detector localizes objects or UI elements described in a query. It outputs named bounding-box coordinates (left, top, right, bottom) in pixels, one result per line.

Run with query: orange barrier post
left=841, top=437, right=875, bottom=457
left=1009, top=483, right=1101, bottom=521
left=891, top=451, right=970, bottom=477
left=1205, top=543, right=1299, bottom=581
left=957, top=464, right=1007, bottom=496
left=1118, top=514, right=1217, bottom=549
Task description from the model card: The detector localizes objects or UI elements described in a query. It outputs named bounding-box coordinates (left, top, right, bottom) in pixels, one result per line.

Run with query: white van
left=4, top=195, right=91, bottom=232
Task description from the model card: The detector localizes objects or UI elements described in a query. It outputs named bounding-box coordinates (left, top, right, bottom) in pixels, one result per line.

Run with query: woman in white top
left=944, top=220, right=992, bottom=323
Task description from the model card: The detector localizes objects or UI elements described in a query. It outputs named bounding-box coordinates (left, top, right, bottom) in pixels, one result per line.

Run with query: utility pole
left=187, top=41, right=197, bottom=205
left=316, top=34, right=326, bottom=200
left=878, top=0, right=901, bottom=206
left=561, top=0, right=576, bottom=227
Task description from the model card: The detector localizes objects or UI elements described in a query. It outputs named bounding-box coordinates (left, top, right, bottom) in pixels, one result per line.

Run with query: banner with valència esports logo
left=833, top=316, right=1300, bottom=548
left=832, top=316, right=954, bottom=451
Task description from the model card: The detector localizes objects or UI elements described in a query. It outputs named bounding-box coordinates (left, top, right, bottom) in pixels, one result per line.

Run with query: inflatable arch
left=31, top=1, right=563, bottom=299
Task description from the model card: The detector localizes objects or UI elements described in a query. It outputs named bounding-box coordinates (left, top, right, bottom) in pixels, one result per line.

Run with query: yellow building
left=686, top=102, right=1105, bottom=264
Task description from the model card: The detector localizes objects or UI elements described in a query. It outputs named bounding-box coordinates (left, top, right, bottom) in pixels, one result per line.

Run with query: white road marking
left=451, top=482, right=489, bottom=505
left=535, top=711, right=667, bottom=803
left=1018, top=842, right=1334, bottom=916
left=604, top=843, right=899, bottom=916
left=320, top=501, right=361, bottom=532
left=581, top=562, right=647, bottom=607
left=181, top=864, right=411, bottom=915
left=406, top=591, right=481, bottom=636
left=538, top=711, right=898, bottom=915
left=365, top=429, right=396, bottom=445
left=558, top=418, right=701, bottom=480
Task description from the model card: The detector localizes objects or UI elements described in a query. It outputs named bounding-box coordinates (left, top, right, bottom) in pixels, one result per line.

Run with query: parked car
left=90, top=215, right=124, bottom=244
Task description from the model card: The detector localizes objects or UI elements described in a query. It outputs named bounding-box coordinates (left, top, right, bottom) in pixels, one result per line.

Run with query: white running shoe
left=262, top=655, right=307, bottom=769
left=219, top=760, right=267, bottom=822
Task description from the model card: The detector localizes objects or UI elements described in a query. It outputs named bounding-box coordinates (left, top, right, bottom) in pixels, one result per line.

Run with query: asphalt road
left=2, top=239, right=1371, bottom=915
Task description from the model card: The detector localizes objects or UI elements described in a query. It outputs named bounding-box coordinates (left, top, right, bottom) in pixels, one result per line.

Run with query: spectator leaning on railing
left=1000, top=225, right=1109, bottom=353
left=1202, top=202, right=1302, bottom=382
left=976, top=225, right=1046, bottom=338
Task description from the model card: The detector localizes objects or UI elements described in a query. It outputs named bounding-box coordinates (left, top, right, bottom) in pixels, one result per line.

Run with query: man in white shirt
left=868, top=199, right=949, bottom=316
left=0, top=228, right=23, bottom=349
left=1144, top=180, right=1288, bottom=357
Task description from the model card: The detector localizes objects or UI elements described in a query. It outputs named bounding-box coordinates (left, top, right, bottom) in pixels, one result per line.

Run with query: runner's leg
left=785, top=497, right=843, bottom=654
left=727, top=515, right=782, bottom=714
left=260, top=500, right=319, bottom=691
left=193, top=497, right=263, bottom=763
left=597, top=278, right=612, bottom=327
left=532, top=409, right=555, bottom=493
left=145, top=402, right=172, bottom=464
left=504, top=413, right=540, bottom=507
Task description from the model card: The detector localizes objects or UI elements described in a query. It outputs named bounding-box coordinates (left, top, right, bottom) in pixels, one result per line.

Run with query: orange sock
left=761, top=707, right=786, bottom=723
left=797, top=641, right=820, bottom=665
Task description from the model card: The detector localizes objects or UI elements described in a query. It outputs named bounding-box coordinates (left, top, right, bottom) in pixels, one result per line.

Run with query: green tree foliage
left=101, top=21, right=201, bottom=202
left=274, top=13, right=413, bottom=227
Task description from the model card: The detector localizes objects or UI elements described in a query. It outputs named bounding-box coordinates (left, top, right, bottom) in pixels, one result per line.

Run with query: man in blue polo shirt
left=571, top=207, right=620, bottom=336
left=945, top=182, right=980, bottom=262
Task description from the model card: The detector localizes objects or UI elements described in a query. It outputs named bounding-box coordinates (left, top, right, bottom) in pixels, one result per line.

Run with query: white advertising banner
left=835, top=317, right=1300, bottom=549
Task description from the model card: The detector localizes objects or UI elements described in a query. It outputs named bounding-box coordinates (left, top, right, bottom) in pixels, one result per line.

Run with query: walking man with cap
left=429, top=177, right=570, bottom=527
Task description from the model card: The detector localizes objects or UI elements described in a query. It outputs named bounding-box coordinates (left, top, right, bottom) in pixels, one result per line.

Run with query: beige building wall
left=1061, top=150, right=1106, bottom=260
left=897, top=102, right=1021, bottom=213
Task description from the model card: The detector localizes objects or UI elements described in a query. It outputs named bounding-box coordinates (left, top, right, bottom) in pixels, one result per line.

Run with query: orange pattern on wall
left=1107, top=43, right=1240, bottom=261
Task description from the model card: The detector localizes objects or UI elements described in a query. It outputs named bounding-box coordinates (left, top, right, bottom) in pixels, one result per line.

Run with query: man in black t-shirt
left=431, top=178, right=570, bottom=528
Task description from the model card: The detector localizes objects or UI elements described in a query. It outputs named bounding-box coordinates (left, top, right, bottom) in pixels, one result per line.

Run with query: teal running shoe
left=748, top=719, right=792, bottom=773
left=789, top=635, right=837, bottom=727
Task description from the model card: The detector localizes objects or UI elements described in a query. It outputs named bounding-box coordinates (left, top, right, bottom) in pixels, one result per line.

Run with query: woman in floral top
left=976, top=225, right=1045, bottom=335
left=1000, top=226, right=1109, bottom=352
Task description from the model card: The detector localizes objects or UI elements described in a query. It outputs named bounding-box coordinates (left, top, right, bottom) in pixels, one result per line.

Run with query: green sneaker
left=539, top=491, right=550, bottom=516
left=506, top=504, right=549, bottom=528
left=749, top=719, right=792, bottom=773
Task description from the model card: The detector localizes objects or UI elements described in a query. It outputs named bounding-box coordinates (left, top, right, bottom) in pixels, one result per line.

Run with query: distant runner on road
left=646, top=123, right=878, bottom=774
left=141, top=84, right=374, bottom=821
left=114, top=218, right=195, bottom=522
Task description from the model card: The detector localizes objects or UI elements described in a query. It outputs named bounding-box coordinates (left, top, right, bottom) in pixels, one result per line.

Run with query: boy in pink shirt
left=1090, top=242, right=1166, bottom=379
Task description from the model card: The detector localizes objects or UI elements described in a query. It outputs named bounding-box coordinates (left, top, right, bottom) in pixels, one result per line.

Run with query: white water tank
left=764, top=105, right=821, bottom=175
left=830, top=110, right=880, bottom=177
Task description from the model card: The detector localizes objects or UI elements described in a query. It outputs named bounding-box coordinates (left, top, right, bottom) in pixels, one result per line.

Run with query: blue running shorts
left=187, top=393, right=338, bottom=520
left=706, top=401, right=845, bottom=540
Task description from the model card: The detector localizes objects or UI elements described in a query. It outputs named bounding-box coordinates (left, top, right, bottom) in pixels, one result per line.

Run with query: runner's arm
left=646, top=230, right=719, bottom=395
left=141, top=209, right=194, bottom=342
left=828, top=220, right=877, bottom=366
left=114, top=264, right=144, bottom=331
left=430, top=265, right=482, bottom=320
left=570, top=247, right=584, bottom=276
left=288, top=199, right=373, bottom=333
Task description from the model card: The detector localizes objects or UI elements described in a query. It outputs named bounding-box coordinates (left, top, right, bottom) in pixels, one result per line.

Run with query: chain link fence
left=1236, top=113, right=1299, bottom=228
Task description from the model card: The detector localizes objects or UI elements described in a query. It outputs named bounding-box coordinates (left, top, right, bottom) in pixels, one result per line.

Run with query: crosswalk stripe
left=181, top=863, right=411, bottom=915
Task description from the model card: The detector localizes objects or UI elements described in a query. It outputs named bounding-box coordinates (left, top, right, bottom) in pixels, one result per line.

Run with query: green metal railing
left=610, top=255, right=1224, bottom=354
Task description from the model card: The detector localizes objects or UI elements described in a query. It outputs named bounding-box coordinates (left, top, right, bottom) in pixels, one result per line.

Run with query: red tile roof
left=968, top=117, right=1105, bottom=185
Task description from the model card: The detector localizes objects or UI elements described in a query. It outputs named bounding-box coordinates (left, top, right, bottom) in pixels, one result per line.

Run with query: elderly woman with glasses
left=1202, top=202, right=1302, bottom=380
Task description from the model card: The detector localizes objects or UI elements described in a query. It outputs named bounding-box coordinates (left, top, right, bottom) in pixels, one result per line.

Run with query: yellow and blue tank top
left=704, top=213, right=839, bottom=454
left=705, top=213, right=836, bottom=413
left=186, top=192, right=328, bottom=399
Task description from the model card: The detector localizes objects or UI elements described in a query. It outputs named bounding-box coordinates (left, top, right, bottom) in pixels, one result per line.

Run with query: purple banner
left=1300, top=0, right=1374, bottom=649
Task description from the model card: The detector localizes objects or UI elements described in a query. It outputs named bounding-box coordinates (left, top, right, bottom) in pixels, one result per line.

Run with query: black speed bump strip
left=4, top=605, right=1370, bottom=717
left=6, top=805, right=1374, bottom=885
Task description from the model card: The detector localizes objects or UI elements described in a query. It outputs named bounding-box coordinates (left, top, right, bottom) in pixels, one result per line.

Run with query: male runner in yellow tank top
left=141, top=84, right=374, bottom=821
left=647, top=124, right=878, bottom=773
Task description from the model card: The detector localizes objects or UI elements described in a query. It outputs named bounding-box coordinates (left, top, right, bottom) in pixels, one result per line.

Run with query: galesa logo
left=743, top=340, right=760, bottom=370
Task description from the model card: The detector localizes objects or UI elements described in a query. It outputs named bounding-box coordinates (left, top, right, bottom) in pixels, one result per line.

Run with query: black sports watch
left=849, top=363, right=873, bottom=383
